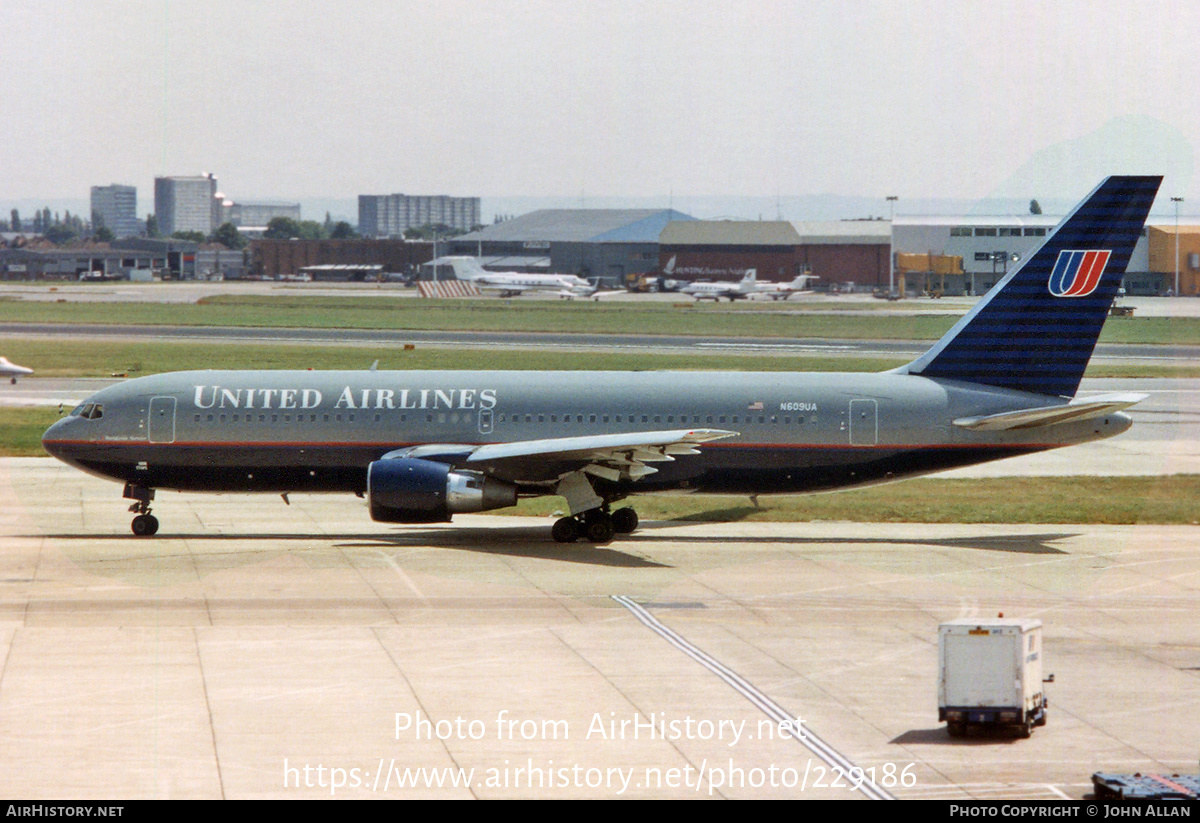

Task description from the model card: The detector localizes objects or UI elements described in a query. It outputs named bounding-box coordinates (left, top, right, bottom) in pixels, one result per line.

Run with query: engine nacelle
left=367, top=458, right=517, bottom=523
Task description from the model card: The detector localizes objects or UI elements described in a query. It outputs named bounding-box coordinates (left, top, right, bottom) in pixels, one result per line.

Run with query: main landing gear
left=124, top=483, right=158, bottom=536
left=551, top=506, right=639, bottom=545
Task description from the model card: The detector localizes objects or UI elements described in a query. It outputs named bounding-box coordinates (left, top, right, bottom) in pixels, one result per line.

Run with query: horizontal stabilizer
left=952, top=393, right=1146, bottom=431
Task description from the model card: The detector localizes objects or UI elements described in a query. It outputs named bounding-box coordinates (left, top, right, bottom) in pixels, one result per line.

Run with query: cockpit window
left=72, top=403, right=104, bottom=420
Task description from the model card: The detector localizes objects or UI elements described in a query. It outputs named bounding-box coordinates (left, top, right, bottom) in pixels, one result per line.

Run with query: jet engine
left=367, top=458, right=517, bottom=523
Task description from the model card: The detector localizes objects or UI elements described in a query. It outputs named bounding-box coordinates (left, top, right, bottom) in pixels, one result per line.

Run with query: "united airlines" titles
left=192, top=385, right=499, bottom=411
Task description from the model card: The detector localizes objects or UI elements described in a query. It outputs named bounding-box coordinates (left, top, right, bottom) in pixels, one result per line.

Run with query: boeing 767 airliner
left=43, top=176, right=1160, bottom=542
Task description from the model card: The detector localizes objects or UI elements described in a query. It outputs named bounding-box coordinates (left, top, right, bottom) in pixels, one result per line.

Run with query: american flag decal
left=1048, top=249, right=1111, bottom=297
left=747, top=401, right=763, bottom=411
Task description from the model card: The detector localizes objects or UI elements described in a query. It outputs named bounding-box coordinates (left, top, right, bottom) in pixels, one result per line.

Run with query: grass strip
left=1, top=296, right=1197, bottom=345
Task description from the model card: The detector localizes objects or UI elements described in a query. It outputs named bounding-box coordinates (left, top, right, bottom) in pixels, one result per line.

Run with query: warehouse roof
left=458, top=209, right=693, bottom=243
left=896, top=215, right=1061, bottom=228
left=659, top=220, right=800, bottom=246
left=792, top=220, right=892, bottom=245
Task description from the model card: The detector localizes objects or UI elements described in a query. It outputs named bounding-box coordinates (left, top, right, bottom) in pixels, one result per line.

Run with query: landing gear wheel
left=584, top=513, right=615, bottom=545
left=131, top=514, right=159, bottom=537
left=551, top=517, right=580, bottom=543
left=610, top=507, right=638, bottom=534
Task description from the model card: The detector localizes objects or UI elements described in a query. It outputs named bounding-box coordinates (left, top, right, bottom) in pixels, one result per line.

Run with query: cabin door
left=848, top=399, right=877, bottom=446
left=148, top=396, right=177, bottom=444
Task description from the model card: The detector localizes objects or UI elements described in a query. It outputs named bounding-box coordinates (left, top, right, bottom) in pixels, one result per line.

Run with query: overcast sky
left=3, top=0, right=1198, bottom=209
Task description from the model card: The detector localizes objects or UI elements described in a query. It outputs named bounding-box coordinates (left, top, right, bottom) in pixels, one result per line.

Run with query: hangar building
left=450, top=209, right=694, bottom=285
left=658, top=219, right=890, bottom=290
left=658, top=221, right=802, bottom=282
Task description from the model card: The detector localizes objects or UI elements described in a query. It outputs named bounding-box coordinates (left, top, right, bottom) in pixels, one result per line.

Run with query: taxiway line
left=612, top=594, right=895, bottom=800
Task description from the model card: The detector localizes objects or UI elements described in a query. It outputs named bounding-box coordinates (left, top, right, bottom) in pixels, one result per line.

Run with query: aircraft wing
left=566, top=288, right=627, bottom=300
left=463, top=428, right=738, bottom=484
left=475, top=282, right=533, bottom=295
left=952, top=392, right=1147, bottom=431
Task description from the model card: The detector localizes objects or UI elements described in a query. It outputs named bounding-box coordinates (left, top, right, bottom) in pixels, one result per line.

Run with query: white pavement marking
left=612, top=594, right=895, bottom=800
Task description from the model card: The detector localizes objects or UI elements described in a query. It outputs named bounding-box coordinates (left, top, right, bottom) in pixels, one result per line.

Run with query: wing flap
left=466, top=428, right=738, bottom=484
left=466, top=429, right=736, bottom=463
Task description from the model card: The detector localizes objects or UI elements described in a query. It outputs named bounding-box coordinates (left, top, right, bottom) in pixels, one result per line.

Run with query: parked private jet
left=442, top=257, right=603, bottom=298
left=1, top=357, right=33, bottom=384
left=680, top=269, right=760, bottom=301
left=760, top=274, right=819, bottom=300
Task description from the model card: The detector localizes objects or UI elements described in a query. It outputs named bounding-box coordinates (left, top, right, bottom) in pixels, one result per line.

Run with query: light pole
left=887, top=196, right=898, bottom=295
left=1172, top=196, right=1183, bottom=296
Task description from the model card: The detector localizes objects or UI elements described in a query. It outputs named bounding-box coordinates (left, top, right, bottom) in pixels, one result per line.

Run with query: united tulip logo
left=1048, top=249, right=1111, bottom=297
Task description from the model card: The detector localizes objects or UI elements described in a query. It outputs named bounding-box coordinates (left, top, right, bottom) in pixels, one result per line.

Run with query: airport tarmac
left=0, top=457, right=1197, bottom=799
left=1, top=284, right=1197, bottom=799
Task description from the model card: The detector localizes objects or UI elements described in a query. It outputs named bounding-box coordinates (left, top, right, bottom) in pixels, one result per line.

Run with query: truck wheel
left=1017, top=721, right=1033, bottom=739
left=947, top=722, right=966, bottom=738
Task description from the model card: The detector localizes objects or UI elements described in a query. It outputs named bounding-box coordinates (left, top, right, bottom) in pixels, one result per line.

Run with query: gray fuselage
left=42, top=369, right=1130, bottom=500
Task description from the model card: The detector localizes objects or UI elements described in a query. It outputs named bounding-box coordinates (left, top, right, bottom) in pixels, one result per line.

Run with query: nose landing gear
left=131, top=511, right=159, bottom=536
left=124, top=483, right=159, bottom=536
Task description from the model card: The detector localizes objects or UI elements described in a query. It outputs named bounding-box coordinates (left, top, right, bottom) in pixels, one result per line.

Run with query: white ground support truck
left=938, top=618, right=1048, bottom=738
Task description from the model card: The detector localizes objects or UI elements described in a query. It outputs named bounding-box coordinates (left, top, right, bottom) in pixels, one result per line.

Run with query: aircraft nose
left=41, top=415, right=74, bottom=459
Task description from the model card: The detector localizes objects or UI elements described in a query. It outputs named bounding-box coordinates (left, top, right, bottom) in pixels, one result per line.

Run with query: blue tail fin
left=904, top=176, right=1161, bottom=397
